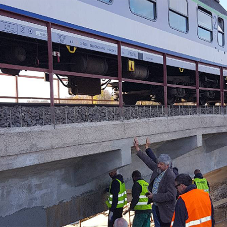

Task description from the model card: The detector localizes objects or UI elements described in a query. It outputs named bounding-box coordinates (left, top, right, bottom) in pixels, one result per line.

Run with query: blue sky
left=219, top=0, right=227, bottom=11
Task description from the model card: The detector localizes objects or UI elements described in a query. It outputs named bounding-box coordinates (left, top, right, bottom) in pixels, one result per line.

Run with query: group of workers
left=106, top=138, right=214, bottom=227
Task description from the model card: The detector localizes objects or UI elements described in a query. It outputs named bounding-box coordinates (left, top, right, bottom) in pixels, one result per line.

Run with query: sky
left=219, top=0, right=227, bottom=10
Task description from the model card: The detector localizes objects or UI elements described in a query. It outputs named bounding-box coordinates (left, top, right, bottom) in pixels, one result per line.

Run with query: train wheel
left=208, top=102, right=216, bottom=106
left=157, top=96, right=176, bottom=105
left=167, top=96, right=176, bottom=105
left=123, top=95, right=138, bottom=105
left=199, top=98, right=207, bottom=106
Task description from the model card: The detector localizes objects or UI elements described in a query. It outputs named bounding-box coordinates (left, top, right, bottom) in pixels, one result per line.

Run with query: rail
left=0, top=105, right=226, bottom=128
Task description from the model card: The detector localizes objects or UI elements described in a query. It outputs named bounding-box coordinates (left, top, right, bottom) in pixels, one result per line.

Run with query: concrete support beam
left=74, top=148, right=131, bottom=187
left=174, top=146, right=227, bottom=176
left=153, top=135, right=202, bottom=159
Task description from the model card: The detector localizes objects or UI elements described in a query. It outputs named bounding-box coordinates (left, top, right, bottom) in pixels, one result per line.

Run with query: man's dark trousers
left=156, top=206, right=171, bottom=227
left=108, top=208, right=123, bottom=227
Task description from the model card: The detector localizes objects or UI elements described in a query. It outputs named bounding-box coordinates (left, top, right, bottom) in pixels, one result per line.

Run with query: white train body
left=0, top=0, right=226, bottom=65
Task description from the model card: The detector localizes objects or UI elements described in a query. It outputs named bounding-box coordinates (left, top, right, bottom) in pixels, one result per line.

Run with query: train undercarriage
left=0, top=31, right=226, bottom=106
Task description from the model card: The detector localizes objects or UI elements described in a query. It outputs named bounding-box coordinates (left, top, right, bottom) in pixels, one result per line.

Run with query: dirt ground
left=216, top=220, right=227, bottom=227
left=205, top=166, right=227, bottom=226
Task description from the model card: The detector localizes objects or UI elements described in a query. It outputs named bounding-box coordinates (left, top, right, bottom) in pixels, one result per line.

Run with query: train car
left=0, top=0, right=227, bottom=105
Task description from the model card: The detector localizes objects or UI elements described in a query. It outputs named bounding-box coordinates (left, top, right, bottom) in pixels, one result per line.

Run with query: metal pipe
left=57, top=80, right=60, bottom=104
left=123, top=78, right=163, bottom=86
left=118, top=41, right=123, bottom=108
left=196, top=62, right=199, bottom=108
left=163, top=53, right=167, bottom=109
left=15, top=76, right=19, bottom=103
left=53, top=69, right=118, bottom=80
left=47, top=22, right=54, bottom=107
left=220, top=67, right=224, bottom=108
left=199, top=87, right=220, bottom=91
left=0, top=96, right=117, bottom=102
left=0, top=73, right=60, bottom=80
left=0, top=62, right=48, bottom=73
left=167, top=84, right=195, bottom=90
left=47, top=22, right=55, bottom=125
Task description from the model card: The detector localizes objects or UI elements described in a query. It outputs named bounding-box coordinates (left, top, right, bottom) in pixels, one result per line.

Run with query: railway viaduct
left=0, top=114, right=227, bottom=227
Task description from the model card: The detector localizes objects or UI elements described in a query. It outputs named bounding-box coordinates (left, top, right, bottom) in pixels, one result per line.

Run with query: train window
left=198, top=8, right=212, bottom=42
left=218, top=18, right=224, bottom=46
left=169, top=0, right=188, bottom=33
left=98, top=0, right=113, bottom=4
left=129, top=0, right=156, bottom=21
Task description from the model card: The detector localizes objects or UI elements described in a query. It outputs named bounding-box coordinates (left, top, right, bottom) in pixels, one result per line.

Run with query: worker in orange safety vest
left=171, top=174, right=215, bottom=227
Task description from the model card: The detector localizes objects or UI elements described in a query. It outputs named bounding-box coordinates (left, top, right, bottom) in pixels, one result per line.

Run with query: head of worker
left=132, top=170, right=141, bottom=183
left=109, top=169, right=118, bottom=178
left=194, top=169, right=201, bottom=175
left=175, top=173, right=192, bottom=195
left=114, top=217, right=128, bottom=227
left=157, top=154, right=172, bottom=173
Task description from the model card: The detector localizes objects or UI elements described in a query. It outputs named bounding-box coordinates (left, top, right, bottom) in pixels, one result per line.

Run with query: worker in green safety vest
left=193, top=169, right=209, bottom=193
left=106, top=169, right=127, bottom=227
left=123, top=170, right=152, bottom=227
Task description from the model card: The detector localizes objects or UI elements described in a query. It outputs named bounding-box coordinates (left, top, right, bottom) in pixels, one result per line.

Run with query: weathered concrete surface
left=0, top=115, right=227, bottom=226
left=0, top=207, right=46, bottom=227
left=0, top=156, right=110, bottom=227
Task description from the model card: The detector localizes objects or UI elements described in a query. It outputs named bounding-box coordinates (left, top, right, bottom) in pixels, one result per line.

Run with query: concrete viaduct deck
left=0, top=114, right=227, bottom=226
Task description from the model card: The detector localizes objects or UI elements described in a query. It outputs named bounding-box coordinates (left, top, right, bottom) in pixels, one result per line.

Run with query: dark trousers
left=156, top=206, right=171, bottom=227
left=108, top=208, right=123, bottom=227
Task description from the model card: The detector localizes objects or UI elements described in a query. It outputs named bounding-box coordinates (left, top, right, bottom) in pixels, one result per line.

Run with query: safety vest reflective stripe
left=136, top=202, right=148, bottom=205
left=107, top=195, right=127, bottom=204
left=109, top=191, right=127, bottom=198
left=171, top=216, right=211, bottom=227
left=185, top=216, right=211, bottom=227
left=139, top=195, right=147, bottom=199
left=108, top=199, right=126, bottom=205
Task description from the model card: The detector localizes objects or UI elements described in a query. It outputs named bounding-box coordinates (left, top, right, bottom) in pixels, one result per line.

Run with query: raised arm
left=134, top=138, right=157, bottom=171
left=145, top=138, right=158, bottom=163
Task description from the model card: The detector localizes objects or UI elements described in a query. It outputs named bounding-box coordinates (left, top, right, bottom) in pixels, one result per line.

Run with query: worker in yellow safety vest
left=123, top=170, right=151, bottom=227
left=171, top=174, right=215, bottom=227
left=106, top=169, right=127, bottom=227
left=193, top=169, right=209, bottom=193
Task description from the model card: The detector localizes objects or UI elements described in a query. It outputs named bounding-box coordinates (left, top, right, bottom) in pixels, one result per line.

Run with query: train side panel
left=0, top=0, right=226, bottom=66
